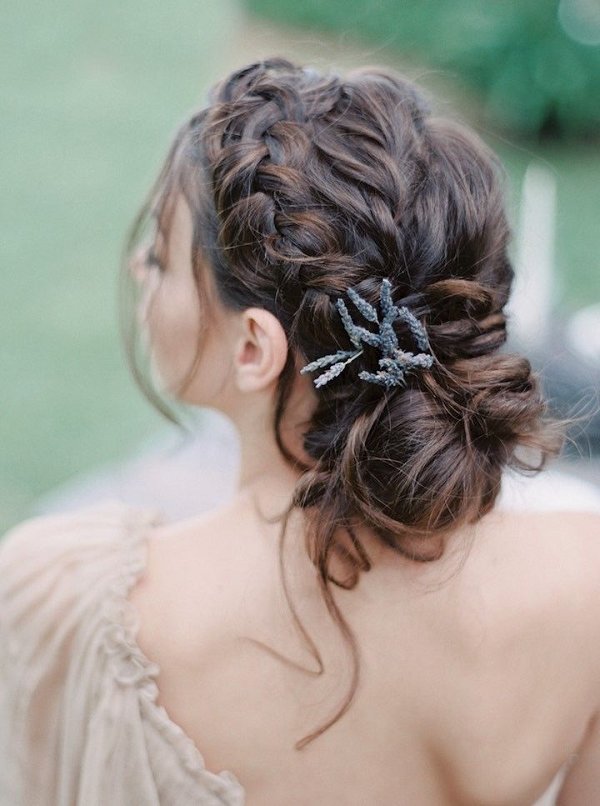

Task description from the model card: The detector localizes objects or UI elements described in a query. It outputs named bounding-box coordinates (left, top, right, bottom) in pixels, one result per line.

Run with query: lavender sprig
left=299, top=278, right=433, bottom=389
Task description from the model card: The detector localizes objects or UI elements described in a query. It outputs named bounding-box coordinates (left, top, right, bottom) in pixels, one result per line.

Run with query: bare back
left=128, top=502, right=600, bottom=805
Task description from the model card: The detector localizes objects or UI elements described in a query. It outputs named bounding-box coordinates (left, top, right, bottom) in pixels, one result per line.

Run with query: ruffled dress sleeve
left=0, top=499, right=245, bottom=806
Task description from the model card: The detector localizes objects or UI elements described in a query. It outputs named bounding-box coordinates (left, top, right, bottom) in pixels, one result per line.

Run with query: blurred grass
left=0, top=0, right=240, bottom=531
left=1, top=2, right=598, bottom=534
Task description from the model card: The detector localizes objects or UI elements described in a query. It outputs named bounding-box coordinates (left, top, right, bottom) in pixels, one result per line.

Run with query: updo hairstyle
left=122, top=58, right=563, bottom=749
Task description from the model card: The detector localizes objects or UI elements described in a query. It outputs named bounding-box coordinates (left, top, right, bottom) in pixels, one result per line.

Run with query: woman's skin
left=127, top=192, right=600, bottom=804
left=133, top=192, right=317, bottom=515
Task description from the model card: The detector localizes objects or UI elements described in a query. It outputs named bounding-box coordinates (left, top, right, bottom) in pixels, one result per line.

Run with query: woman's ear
left=233, top=308, right=289, bottom=392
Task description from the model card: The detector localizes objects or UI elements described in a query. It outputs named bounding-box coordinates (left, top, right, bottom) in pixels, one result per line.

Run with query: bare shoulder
left=462, top=508, right=600, bottom=642
left=127, top=503, right=271, bottom=661
left=475, top=508, right=600, bottom=577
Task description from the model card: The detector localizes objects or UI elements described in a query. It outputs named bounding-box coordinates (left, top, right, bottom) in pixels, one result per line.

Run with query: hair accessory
left=299, top=278, right=434, bottom=389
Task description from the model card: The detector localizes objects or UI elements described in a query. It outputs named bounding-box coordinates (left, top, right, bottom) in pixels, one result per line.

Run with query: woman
left=1, top=57, right=599, bottom=805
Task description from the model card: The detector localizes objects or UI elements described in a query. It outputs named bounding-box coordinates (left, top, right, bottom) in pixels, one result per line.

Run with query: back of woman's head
left=124, top=57, right=563, bottom=748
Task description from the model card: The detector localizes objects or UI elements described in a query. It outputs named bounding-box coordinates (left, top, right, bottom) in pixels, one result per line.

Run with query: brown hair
left=120, top=57, right=563, bottom=749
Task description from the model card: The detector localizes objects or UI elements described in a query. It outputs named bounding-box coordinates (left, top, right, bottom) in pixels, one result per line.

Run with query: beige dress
left=0, top=500, right=245, bottom=805
left=0, top=499, right=570, bottom=805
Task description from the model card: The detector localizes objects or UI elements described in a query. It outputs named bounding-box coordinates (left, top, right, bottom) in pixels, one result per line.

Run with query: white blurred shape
left=507, top=162, right=556, bottom=350
left=558, top=0, right=600, bottom=46
left=565, top=303, right=600, bottom=363
left=498, top=466, right=600, bottom=513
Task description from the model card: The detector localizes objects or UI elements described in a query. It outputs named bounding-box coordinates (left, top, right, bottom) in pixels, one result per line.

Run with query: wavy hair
left=120, top=58, right=564, bottom=749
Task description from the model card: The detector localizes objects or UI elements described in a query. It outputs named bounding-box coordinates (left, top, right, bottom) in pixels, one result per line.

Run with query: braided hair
left=122, top=58, right=563, bottom=749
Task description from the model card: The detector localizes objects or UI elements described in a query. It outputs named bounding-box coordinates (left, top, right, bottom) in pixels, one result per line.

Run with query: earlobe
left=235, top=308, right=289, bottom=392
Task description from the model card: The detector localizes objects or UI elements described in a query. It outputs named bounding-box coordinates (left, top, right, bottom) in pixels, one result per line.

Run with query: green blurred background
left=1, top=0, right=599, bottom=532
